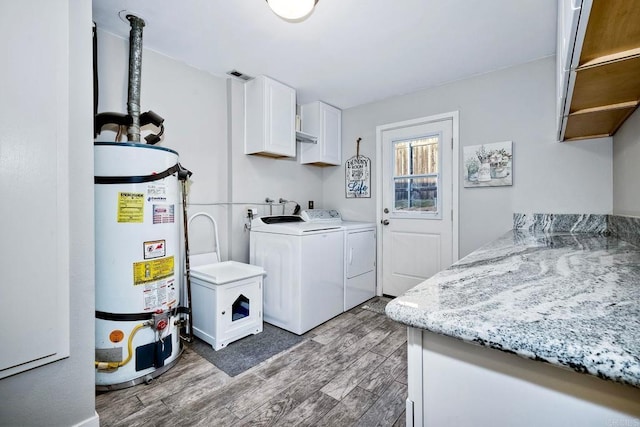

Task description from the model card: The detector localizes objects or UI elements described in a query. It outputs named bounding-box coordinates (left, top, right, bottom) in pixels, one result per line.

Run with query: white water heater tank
left=94, top=142, right=183, bottom=390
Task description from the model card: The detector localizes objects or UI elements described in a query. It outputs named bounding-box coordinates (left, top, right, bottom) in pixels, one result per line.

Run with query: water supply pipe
left=126, top=14, right=145, bottom=142
left=95, top=322, right=148, bottom=370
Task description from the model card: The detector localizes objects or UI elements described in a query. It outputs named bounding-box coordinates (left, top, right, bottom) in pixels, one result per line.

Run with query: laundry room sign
left=345, top=138, right=371, bottom=198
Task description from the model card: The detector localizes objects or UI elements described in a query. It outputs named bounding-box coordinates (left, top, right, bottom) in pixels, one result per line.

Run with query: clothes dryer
left=341, top=221, right=377, bottom=310
left=301, top=209, right=377, bottom=310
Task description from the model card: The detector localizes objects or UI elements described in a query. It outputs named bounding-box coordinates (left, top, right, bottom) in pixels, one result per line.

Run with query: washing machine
left=249, top=215, right=344, bottom=335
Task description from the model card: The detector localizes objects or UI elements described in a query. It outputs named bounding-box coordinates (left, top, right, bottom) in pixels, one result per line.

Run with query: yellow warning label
left=118, top=192, right=145, bottom=223
left=133, top=256, right=175, bottom=285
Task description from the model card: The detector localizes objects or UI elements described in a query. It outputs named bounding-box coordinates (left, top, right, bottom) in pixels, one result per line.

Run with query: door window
left=392, top=135, right=440, bottom=216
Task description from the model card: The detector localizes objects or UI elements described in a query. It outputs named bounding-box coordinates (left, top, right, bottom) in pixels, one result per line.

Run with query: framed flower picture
left=463, top=141, right=512, bottom=188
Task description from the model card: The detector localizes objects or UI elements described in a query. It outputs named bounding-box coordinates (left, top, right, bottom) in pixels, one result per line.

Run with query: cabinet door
left=300, top=101, right=342, bottom=166
left=556, top=0, right=584, bottom=140
left=245, top=75, right=296, bottom=157
left=219, top=278, right=262, bottom=339
left=559, top=0, right=584, bottom=74
left=0, top=0, right=70, bottom=379
left=265, top=77, right=296, bottom=156
left=320, top=103, right=342, bottom=165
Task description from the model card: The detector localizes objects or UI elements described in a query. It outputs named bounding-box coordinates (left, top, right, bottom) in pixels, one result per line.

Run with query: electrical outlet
left=308, top=201, right=314, bottom=209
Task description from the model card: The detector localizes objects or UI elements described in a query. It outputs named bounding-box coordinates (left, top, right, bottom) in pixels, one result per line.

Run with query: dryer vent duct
left=94, top=13, right=164, bottom=144
left=126, top=14, right=145, bottom=143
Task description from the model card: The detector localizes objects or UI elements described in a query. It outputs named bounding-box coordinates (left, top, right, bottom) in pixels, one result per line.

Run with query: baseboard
left=72, top=411, right=99, bottom=427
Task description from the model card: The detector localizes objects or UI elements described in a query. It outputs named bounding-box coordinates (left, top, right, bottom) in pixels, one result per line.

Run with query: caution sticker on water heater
left=153, top=204, right=175, bottom=224
left=133, top=256, right=175, bottom=285
left=142, top=277, right=177, bottom=311
left=135, top=256, right=176, bottom=312
left=144, top=240, right=166, bottom=259
left=118, top=192, right=145, bottom=223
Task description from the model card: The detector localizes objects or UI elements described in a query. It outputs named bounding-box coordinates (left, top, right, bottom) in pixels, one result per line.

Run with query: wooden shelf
left=560, top=0, right=640, bottom=141
left=570, top=55, right=640, bottom=112
left=564, top=103, right=636, bottom=141
left=579, top=0, right=640, bottom=66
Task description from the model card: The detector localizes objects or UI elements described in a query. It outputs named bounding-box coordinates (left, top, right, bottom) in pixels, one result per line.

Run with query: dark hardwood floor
left=96, top=306, right=408, bottom=426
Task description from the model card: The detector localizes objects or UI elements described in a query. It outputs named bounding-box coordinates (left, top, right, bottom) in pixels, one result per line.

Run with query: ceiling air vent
left=226, top=70, right=253, bottom=81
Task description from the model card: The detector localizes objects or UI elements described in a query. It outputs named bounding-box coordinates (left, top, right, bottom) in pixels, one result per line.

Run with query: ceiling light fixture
left=266, top=0, right=318, bottom=21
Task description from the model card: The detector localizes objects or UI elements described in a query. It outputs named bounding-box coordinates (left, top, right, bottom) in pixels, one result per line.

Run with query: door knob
left=381, top=219, right=390, bottom=225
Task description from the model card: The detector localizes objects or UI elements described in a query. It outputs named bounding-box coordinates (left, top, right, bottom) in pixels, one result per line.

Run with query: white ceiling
left=92, top=0, right=557, bottom=110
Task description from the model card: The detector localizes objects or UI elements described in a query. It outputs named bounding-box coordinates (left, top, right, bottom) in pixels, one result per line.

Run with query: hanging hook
left=356, top=137, right=362, bottom=158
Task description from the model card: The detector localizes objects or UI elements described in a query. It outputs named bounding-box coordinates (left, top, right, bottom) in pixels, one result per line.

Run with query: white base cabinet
left=406, top=328, right=640, bottom=427
left=300, top=101, right=342, bottom=166
left=245, top=75, right=296, bottom=158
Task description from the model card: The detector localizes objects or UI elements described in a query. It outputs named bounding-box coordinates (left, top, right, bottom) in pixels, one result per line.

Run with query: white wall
left=613, top=108, right=640, bottom=216
left=0, top=1, right=97, bottom=426
left=324, top=57, right=613, bottom=257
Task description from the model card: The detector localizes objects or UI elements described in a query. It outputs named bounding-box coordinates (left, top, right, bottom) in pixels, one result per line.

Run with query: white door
left=377, top=114, right=458, bottom=297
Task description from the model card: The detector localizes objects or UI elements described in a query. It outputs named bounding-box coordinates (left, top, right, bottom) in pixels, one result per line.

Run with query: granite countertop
left=385, top=214, right=640, bottom=388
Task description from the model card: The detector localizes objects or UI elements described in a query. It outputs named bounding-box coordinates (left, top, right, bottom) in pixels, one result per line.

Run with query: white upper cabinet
left=556, top=0, right=583, bottom=129
left=245, top=75, right=296, bottom=158
left=300, top=101, right=342, bottom=166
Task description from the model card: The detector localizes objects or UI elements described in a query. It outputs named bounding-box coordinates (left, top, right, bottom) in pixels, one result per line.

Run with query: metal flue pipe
left=126, top=14, right=145, bottom=142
